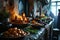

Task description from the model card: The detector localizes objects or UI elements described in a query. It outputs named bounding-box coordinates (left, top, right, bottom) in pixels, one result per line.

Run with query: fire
left=6, top=0, right=28, bottom=24
left=18, top=15, right=23, bottom=21
left=25, top=17, right=27, bottom=21
left=22, top=13, right=26, bottom=17
left=9, top=10, right=28, bottom=24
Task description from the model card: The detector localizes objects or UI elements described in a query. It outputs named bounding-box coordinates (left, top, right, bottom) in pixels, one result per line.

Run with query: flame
left=19, top=15, right=23, bottom=21
left=24, top=17, right=27, bottom=21
left=22, top=13, right=26, bottom=17
left=9, top=9, right=28, bottom=24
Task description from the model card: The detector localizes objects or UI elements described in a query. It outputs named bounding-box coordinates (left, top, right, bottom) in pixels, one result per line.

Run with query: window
left=51, top=2, right=56, bottom=5
left=51, top=6, right=56, bottom=16
left=57, top=0, right=60, bottom=1
left=51, top=0, right=60, bottom=27
left=57, top=2, right=60, bottom=5
left=51, top=0, right=60, bottom=1
left=51, top=0, right=60, bottom=16
left=51, top=0, right=57, bottom=1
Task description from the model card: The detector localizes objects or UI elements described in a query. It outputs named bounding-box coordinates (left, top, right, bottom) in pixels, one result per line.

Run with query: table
left=24, top=28, right=45, bottom=40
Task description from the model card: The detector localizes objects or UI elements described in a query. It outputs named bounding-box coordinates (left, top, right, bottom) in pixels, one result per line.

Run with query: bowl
left=0, top=31, right=30, bottom=40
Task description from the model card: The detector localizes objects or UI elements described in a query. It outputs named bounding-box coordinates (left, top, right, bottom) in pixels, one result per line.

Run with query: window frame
left=51, top=0, right=60, bottom=16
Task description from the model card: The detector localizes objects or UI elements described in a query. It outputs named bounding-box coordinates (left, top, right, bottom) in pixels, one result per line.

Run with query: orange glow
left=24, top=17, right=27, bottom=21
left=9, top=9, right=28, bottom=24
left=22, top=13, right=26, bottom=17
left=19, top=15, right=23, bottom=21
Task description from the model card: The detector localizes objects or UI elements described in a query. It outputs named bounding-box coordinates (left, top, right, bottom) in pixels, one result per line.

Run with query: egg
left=13, top=27, right=17, bottom=31
left=17, top=29, right=21, bottom=33
left=3, top=27, right=27, bottom=38
left=22, top=31, right=25, bottom=34
left=18, top=34, right=21, bottom=37
left=12, top=31, right=17, bottom=35
left=19, top=31, right=22, bottom=34
left=24, top=33, right=26, bottom=35
left=14, top=33, right=19, bottom=37
left=15, top=33, right=18, bottom=36
left=14, top=27, right=17, bottom=30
